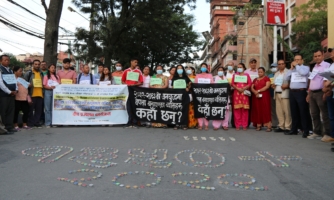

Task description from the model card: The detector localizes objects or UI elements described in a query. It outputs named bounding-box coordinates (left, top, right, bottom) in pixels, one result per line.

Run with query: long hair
left=47, top=64, right=58, bottom=80
left=100, top=67, right=112, bottom=81
left=172, top=64, right=191, bottom=83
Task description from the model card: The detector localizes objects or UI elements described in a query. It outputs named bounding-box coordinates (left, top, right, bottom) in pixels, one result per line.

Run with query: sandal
left=266, top=128, right=272, bottom=132
left=174, top=125, right=179, bottom=130
left=198, top=126, right=202, bottom=130
left=205, top=126, right=209, bottom=131
left=243, top=127, right=247, bottom=131
left=183, top=126, right=188, bottom=130
left=213, top=128, right=219, bottom=131
left=236, top=127, right=240, bottom=131
left=223, top=126, right=228, bottom=130
left=256, top=126, right=261, bottom=131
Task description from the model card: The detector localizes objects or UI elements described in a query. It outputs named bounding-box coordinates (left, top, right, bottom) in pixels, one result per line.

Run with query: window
left=252, top=38, right=256, bottom=42
left=286, top=9, right=289, bottom=21
left=233, top=54, right=237, bottom=60
left=238, top=21, right=245, bottom=25
left=223, top=6, right=229, bottom=10
left=214, top=6, right=220, bottom=10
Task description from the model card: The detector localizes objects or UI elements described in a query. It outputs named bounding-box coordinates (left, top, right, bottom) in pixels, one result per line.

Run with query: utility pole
left=273, top=25, right=277, bottom=64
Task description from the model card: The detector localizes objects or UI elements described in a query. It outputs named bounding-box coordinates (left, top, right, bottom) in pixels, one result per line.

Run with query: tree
left=3, top=52, right=25, bottom=68
left=291, top=0, right=327, bottom=63
left=71, top=0, right=201, bottom=68
left=41, top=0, right=64, bottom=65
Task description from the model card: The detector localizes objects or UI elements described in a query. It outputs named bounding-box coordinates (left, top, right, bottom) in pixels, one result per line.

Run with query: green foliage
left=299, top=42, right=322, bottom=64
left=277, top=35, right=294, bottom=60
left=291, top=0, right=327, bottom=53
left=3, top=52, right=25, bottom=68
left=71, top=0, right=201, bottom=68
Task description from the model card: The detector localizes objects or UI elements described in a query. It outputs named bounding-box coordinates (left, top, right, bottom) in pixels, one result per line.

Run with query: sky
left=0, top=0, right=210, bottom=56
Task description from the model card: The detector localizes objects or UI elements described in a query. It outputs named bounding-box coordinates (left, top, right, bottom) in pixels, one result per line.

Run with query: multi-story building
left=209, top=0, right=250, bottom=72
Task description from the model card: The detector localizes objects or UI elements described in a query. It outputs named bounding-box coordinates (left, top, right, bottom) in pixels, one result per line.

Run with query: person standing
left=212, top=66, right=230, bottom=130
left=284, top=54, right=312, bottom=138
left=13, top=66, right=31, bottom=130
left=225, top=61, right=235, bottom=81
left=226, top=61, right=235, bottom=128
left=231, top=63, right=252, bottom=130
left=99, top=66, right=112, bottom=84
left=172, top=64, right=192, bottom=130
left=77, top=65, right=97, bottom=85
left=141, top=66, right=151, bottom=88
left=195, top=63, right=214, bottom=130
left=43, top=64, right=60, bottom=128
left=306, top=50, right=331, bottom=140
left=168, top=66, right=176, bottom=88
left=112, top=62, right=123, bottom=85
left=121, top=58, right=143, bottom=128
left=268, top=63, right=279, bottom=128
left=24, top=59, right=44, bottom=128
left=272, top=60, right=291, bottom=132
left=0, top=55, right=18, bottom=134
left=245, top=58, right=258, bottom=80
left=186, top=66, right=197, bottom=128
left=250, top=67, right=272, bottom=131
left=322, top=47, right=334, bottom=146
left=57, top=58, right=77, bottom=84
left=39, top=61, right=47, bottom=125
left=94, top=63, right=104, bottom=84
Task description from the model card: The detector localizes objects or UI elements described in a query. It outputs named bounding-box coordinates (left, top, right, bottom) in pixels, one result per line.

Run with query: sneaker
left=321, top=135, right=334, bottom=142
left=132, top=125, right=139, bottom=129
left=22, top=126, right=32, bottom=130
left=14, top=127, right=21, bottom=131
left=124, top=124, right=132, bottom=128
left=307, top=133, right=322, bottom=139
left=34, top=124, right=42, bottom=128
left=45, top=126, right=51, bottom=128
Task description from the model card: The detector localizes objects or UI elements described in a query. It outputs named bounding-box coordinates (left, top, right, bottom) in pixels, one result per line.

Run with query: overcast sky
left=0, top=0, right=209, bottom=55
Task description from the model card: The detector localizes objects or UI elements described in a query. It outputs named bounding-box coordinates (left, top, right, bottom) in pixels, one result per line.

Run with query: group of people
left=1, top=49, right=334, bottom=151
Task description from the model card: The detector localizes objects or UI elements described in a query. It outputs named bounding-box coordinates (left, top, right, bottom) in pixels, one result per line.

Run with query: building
left=209, top=0, right=250, bottom=72
left=329, top=0, right=334, bottom=48
left=278, top=0, right=309, bottom=51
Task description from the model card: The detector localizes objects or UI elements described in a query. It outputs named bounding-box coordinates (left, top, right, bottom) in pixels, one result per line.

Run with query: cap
left=328, top=47, right=333, bottom=52
left=270, top=63, right=277, bottom=67
left=249, top=58, right=257, bottom=63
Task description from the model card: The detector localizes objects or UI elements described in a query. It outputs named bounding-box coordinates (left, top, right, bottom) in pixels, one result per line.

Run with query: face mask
left=218, top=71, right=224, bottom=76
left=227, top=66, right=233, bottom=71
left=271, top=68, right=277, bottom=73
left=186, top=70, right=192, bottom=75
left=237, top=68, right=243, bottom=73
left=157, top=70, right=163, bottom=74
left=116, top=66, right=122, bottom=71
left=177, top=69, right=183, bottom=75
left=201, top=67, right=207, bottom=72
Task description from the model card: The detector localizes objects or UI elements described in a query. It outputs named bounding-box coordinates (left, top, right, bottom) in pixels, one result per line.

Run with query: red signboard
left=265, top=0, right=286, bottom=26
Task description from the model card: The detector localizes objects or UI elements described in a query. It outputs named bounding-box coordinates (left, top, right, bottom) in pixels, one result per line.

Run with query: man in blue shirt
left=284, top=54, right=312, bottom=138
left=77, top=64, right=97, bottom=85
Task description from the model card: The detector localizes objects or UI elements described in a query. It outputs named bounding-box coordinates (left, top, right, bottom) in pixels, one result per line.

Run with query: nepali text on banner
left=128, top=87, right=190, bottom=125
left=192, top=83, right=230, bottom=120
left=52, top=85, right=129, bottom=125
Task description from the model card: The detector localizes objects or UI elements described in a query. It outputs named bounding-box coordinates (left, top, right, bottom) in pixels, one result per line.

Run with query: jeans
left=28, top=97, right=43, bottom=127
left=44, top=90, right=53, bottom=126
left=326, top=96, right=334, bottom=138
left=126, top=99, right=137, bottom=125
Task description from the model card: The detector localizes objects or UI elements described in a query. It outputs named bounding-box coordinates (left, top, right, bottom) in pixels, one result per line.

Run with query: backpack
left=77, top=73, right=93, bottom=84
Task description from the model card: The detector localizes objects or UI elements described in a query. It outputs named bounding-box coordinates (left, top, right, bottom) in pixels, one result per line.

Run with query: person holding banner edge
left=213, top=66, right=230, bottom=130
left=122, top=58, right=143, bottom=128
left=231, top=63, right=252, bottom=131
left=171, top=64, right=191, bottom=130
left=195, top=63, right=214, bottom=131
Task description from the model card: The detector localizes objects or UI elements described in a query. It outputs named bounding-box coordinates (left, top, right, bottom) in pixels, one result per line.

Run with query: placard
left=173, top=79, right=186, bottom=89
left=150, top=78, right=162, bottom=86
left=2, top=74, right=16, bottom=84
left=17, top=77, right=29, bottom=88
left=197, top=78, right=211, bottom=84
left=291, top=72, right=306, bottom=83
left=113, top=77, right=122, bottom=85
left=61, top=79, right=73, bottom=84
left=33, top=79, right=42, bottom=87
left=99, top=81, right=111, bottom=86
left=126, top=72, right=139, bottom=81
left=234, top=75, right=247, bottom=83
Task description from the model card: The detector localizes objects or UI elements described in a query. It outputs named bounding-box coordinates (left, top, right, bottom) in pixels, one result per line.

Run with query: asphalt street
left=0, top=126, right=333, bottom=200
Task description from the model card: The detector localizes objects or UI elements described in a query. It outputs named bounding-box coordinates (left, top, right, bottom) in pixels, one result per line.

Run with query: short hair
left=12, top=66, right=21, bottom=72
left=277, top=59, right=285, bottom=64
left=63, top=58, right=71, bottom=63
left=41, top=60, right=46, bottom=63
left=130, top=58, right=138, bottom=62
left=98, top=63, right=104, bottom=67
left=294, top=54, right=303, bottom=59
left=0, top=54, right=9, bottom=61
left=258, top=66, right=266, bottom=72
left=313, top=49, right=323, bottom=54
left=217, top=66, right=224, bottom=71
left=200, top=63, right=208, bottom=68
left=115, top=62, right=122, bottom=66
left=154, top=65, right=164, bottom=72
left=33, top=59, right=40, bottom=64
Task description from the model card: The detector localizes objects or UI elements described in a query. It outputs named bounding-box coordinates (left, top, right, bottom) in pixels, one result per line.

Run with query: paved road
left=0, top=126, right=333, bottom=200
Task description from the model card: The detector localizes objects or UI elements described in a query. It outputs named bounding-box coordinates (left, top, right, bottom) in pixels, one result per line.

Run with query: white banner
left=52, top=85, right=129, bottom=125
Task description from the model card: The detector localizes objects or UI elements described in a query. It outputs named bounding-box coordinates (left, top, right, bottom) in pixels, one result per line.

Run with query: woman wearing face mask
left=226, top=64, right=235, bottom=81
left=112, top=62, right=123, bottom=85
left=172, top=64, right=192, bottom=130
left=251, top=67, right=272, bottom=131
left=231, top=63, right=252, bottom=131
left=212, top=66, right=230, bottom=130
left=150, top=65, right=168, bottom=128
left=195, top=63, right=214, bottom=130
left=43, top=64, right=60, bottom=128
left=168, top=66, right=177, bottom=88
left=186, top=66, right=197, bottom=129
left=13, top=66, right=32, bottom=131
